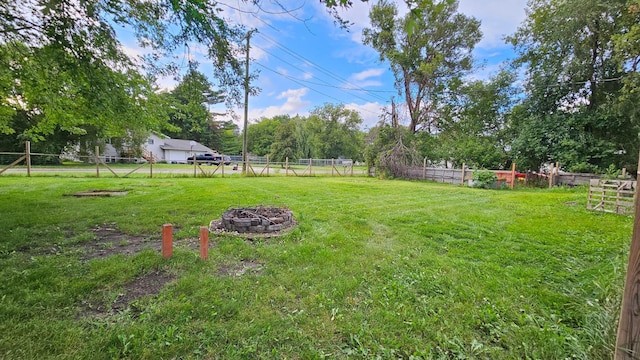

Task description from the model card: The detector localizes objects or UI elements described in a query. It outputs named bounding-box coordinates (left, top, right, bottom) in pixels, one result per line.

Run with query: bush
left=472, top=170, right=498, bottom=189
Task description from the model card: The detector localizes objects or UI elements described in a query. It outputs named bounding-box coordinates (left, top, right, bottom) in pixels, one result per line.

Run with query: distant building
left=104, top=134, right=215, bottom=163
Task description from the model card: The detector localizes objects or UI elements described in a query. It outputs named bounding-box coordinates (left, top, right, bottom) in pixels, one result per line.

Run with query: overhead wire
left=255, top=32, right=391, bottom=103
left=255, top=61, right=382, bottom=116
left=253, top=44, right=390, bottom=105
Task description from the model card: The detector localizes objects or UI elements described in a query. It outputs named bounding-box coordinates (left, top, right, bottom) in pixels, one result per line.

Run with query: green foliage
left=162, top=67, right=225, bottom=151
left=436, top=70, right=517, bottom=169
left=0, top=177, right=630, bottom=358
left=508, top=0, right=638, bottom=172
left=248, top=104, right=365, bottom=161
left=471, top=170, right=499, bottom=189
left=363, top=0, right=482, bottom=133
left=0, top=42, right=166, bottom=156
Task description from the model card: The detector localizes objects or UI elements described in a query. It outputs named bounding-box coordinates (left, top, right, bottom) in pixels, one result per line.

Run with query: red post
left=162, top=224, right=173, bottom=259
left=199, top=226, right=209, bottom=260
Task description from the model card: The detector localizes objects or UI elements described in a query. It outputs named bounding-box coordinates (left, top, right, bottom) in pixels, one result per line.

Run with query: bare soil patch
left=78, top=224, right=160, bottom=260
left=78, top=270, right=175, bottom=318
left=217, top=259, right=264, bottom=276
left=65, top=189, right=128, bottom=197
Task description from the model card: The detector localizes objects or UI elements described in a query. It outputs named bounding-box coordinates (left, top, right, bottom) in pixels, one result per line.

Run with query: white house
left=104, top=133, right=215, bottom=163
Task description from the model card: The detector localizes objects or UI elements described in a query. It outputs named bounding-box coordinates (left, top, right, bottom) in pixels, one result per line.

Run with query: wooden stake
left=266, top=155, right=269, bottom=176
left=615, top=149, right=640, bottom=358
left=510, top=162, right=516, bottom=190
left=461, top=163, right=466, bottom=186
left=331, top=159, right=335, bottom=176
left=423, top=158, right=427, bottom=180
left=199, top=226, right=209, bottom=260
left=25, top=141, right=31, bottom=177
left=548, top=163, right=554, bottom=189
left=95, top=146, right=100, bottom=178
left=162, top=224, right=173, bottom=259
left=285, top=157, right=289, bottom=176
left=149, top=152, right=153, bottom=178
left=309, top=158, right=312, bottom=176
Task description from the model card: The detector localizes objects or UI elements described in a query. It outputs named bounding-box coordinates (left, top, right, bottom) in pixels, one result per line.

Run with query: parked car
left=187, top=153, right=231, bottom=165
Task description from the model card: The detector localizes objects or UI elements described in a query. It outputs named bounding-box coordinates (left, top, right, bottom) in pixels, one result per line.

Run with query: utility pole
left=242, top=29, right=256, bottom=175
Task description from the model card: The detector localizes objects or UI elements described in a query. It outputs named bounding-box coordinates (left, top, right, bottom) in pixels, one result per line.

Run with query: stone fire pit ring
left=211, top=206, right=296, bottom=235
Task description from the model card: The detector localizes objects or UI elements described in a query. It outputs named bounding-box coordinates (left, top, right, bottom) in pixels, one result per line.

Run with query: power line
left=255, top=61, right=382, bottom=116
left=255, top=32, right=390, bottom=103
left=254, top=45, right=390, bottom=105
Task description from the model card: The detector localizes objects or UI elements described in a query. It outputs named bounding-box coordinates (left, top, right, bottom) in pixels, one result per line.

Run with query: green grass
left=0, top=177, right=632, bottom=359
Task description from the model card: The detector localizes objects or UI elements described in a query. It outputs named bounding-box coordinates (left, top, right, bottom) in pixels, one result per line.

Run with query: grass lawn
left=0, top=176, right=632, bottom=359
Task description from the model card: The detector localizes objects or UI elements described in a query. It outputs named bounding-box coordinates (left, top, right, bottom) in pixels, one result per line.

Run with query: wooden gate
left=587, top=179, right=636, bottom=215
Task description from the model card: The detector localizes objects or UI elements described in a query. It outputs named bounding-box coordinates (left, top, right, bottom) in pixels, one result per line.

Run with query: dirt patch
left=217, top=259, right=264, bottom=276
left=209, top=218, right=297, bottom=241
left=112, top=270, right=175, bottom=312
left=65, top=189, right=128, bottom=197
left=79, top=270, right=175, bottom=318
left=78, top=224, right=160, bottom=261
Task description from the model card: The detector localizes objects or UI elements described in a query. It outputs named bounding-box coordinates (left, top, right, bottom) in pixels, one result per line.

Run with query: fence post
left=510, top=162, right=516, bottom=189
left=350, top=161, right=353, bottom=176
left=200, top=226, right=209, bottom=260
left=162, top=224, right=173, bottom=259
left=266, top=154, right=269, bottom=176
left=331, top=159, right=334, bottom=176
left=286, top=157, right=289, bottom=176
left=150, top=152, right=153, bottom=178
left=309, top=158, right=312, bottom=176
left=615, top=149, right=640, bottom=358
left=423, top=158, right=426, bottom=179
left=25, top=141, right=31, bottom=177
left=95, top=146, right=100, bottom=178
left=548, top=163, right=554, bottom=188
left=461, top=163, right=466, bottom=185
left=193, top=157, right=197, bottom=178
left=221, top=154, right=225, bottom=178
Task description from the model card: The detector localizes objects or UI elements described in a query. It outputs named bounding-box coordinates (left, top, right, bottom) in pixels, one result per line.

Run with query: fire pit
left=210, top=206, right=295, bottom=234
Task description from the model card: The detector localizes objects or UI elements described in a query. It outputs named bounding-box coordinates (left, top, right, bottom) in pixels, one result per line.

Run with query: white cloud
left=351, top=68, right=385, bottom=81
left=458, top=0, right=527, bottom=49
left=302, top=72, right=313, bottom=80
left=344, top=102, right=385, bottom=130
left=248, top=88, right=311, bottom=121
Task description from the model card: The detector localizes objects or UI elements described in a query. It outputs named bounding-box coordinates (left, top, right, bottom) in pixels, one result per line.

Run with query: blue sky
left=123, top=0, right=529, bottom=130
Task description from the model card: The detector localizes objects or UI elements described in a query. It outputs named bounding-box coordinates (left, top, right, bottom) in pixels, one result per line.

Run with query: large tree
left=436, top=70, right=518, bottom=169
left=162, top=67, right=226, bottom=150
left=363, top=0, right=482, bottom=133
left=0, top=0, right=246, bottom=150
left=509, top=0, right=638, bottom=172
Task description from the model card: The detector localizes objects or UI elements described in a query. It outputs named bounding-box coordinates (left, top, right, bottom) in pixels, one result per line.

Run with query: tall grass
left=0, top=176, right=632, bottom=358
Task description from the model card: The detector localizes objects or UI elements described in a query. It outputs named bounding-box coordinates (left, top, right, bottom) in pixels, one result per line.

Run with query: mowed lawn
left=0, top=176, right=632, bottom=359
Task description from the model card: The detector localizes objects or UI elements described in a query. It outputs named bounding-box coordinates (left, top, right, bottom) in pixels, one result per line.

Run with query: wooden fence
left=0, top=142, right=363, bottom=178
left=587, top=179, right=636, bottom=215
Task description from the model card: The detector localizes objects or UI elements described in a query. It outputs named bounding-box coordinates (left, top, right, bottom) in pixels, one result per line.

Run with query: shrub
left=472, top=170, right=498, bottom=189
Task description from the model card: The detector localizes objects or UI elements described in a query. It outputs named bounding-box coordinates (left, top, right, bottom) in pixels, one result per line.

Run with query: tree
left=436, top=70, right=518, bottom=169
left=162, top=67, right=226, bottom=150
left=246, top=116, right=288, bottom=156
left=0, top=0, right=247, bottom=150
left=307, top=103, right=364, bottom=160
left=508, top=0, right=637, bottom=172
left=270, top=120, right=299, bottom=162
left=218, top=121, right=242, bottom=155
left=0, top=42, right=166, bottom=161
left=363, top=0, right=482, bottom=133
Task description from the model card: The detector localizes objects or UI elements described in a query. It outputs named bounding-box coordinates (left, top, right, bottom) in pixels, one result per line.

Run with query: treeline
left=363, top=0, right=640, bottom=175
left=245, top=104, right=364, bottom=162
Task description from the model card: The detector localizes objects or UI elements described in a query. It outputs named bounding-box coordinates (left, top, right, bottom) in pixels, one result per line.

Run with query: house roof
left=160, top=139, right=213, bottom=153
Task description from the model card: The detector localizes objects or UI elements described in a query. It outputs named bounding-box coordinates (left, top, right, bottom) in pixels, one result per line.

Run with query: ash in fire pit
left=211, top=206, right=295, bottom=234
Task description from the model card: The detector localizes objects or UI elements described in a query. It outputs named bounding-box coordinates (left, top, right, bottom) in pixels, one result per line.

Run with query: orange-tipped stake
left=200, top=226, right=209, bottom=260
left=162, top=224, right=173, bottom=259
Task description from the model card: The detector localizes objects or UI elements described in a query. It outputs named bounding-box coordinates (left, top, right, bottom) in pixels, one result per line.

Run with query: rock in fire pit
left=210, top=206, right=296, bottom=235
